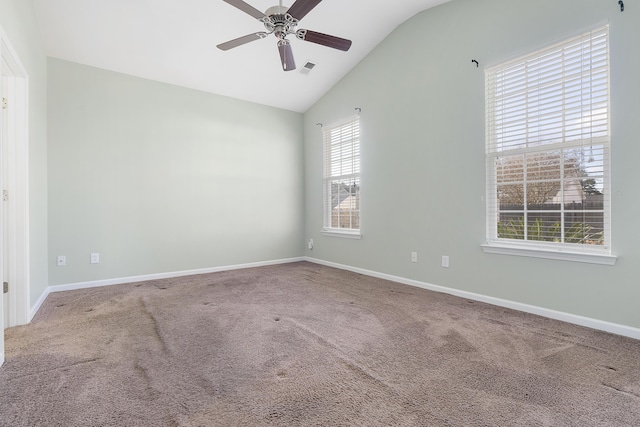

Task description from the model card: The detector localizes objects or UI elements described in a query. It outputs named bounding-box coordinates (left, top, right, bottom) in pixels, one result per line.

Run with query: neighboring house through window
left=484, top=26, right=613, bottom=263
left=323, top=115, right=360, bottom=236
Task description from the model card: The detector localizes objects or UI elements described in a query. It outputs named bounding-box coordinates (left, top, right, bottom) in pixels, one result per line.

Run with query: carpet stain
left=265, top=408, right=286, bottom=420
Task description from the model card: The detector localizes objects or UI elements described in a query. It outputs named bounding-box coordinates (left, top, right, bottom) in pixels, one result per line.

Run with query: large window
left=323, top=115, right=360, bottom=235
left=485, top=27, right=611, bottom=260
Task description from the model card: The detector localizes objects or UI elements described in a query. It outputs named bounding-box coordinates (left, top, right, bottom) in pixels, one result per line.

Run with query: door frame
left=1, top=25, right=31, bottom=366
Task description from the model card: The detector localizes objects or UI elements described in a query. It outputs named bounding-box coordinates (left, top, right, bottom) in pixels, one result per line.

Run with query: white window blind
left=323, top=115, right=360, bottom=233
left=485, top=26, right=611, bottom=255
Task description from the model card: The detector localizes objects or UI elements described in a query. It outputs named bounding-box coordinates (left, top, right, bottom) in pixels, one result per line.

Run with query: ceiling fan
left=217, top=0, right=352, bottom=71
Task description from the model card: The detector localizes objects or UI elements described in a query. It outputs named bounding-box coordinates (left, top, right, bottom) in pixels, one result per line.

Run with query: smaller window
left=323, top=115, right=360, bottom=235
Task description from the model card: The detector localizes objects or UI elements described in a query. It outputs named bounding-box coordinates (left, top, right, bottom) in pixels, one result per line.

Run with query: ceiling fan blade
left=222, top=0, right=267, bottom=20
left=296, top=29, right=352, bottom=51
left=286, top=0, right=323, bottom=21
left=278, top=41, right=296, bottom=71
left=217, top=32, right=268, bottom=51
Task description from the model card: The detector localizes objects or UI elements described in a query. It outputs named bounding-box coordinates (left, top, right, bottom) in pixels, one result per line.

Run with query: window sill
left=481, top=243, right=617, bottom=265
left=322, top=229, right=362, bottom=239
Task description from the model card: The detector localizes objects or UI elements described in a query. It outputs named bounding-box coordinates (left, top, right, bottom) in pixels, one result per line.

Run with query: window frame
left=483, top=26, right=616, bottom=265
left=322, top=115, right=361, bottom=238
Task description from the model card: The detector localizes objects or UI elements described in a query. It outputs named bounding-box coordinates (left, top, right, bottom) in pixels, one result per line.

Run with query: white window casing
left=322, top=115, right=361, bottom=237
left=484, top=26, right=616, bottom=265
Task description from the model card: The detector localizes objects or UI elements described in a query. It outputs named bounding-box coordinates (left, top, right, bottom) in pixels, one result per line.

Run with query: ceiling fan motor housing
left=262, top=6, right=299, bottom=39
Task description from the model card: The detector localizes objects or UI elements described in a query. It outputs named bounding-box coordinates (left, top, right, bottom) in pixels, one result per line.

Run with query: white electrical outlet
left=308, top=238, right=314, bottom=250
left=57, top=256, right=66, bottom=266
left=90, top=253, right=100, bottom=264
left=442, top=255, right=450, bottom=268
left=411, top=252, right=418, bottom=263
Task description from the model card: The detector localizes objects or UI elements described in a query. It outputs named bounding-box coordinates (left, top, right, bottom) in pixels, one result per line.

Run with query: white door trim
left=1, top=25, right=31, bottom=366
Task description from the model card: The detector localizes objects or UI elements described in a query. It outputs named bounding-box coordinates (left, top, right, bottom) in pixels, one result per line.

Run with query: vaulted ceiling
left=34, top=0, right=450, bottom=112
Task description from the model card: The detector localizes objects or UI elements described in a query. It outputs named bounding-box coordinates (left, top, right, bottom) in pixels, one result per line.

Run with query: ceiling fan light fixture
left=278, top=39, right=296, bottom=71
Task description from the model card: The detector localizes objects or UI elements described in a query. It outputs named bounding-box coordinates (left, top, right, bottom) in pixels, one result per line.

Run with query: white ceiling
left=34, top=0, right=450, bottom=112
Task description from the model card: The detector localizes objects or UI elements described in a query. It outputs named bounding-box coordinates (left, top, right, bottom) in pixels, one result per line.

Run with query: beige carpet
left=1, top=261, right=639, bottom=426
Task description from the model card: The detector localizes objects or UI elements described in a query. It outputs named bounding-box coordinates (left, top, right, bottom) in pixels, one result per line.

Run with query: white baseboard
left=29, top=255, right=639, bottom=341
left=29, top=257, right=304, bottom=320
left=29, top=286, right=51, bottom=322
left=304, top=256, right=640, bottom=341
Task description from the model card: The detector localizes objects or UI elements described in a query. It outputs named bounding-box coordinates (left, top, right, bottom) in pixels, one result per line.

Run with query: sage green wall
left=304, top=0, right=640, bottom=328
left=0, top=0, right=49, bottom=307
left=48, top=59, right=303, bottom=285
